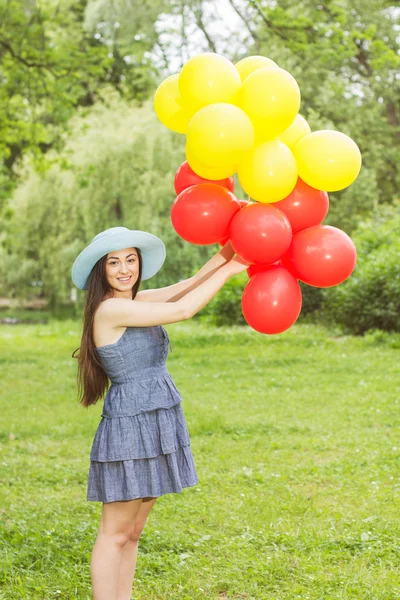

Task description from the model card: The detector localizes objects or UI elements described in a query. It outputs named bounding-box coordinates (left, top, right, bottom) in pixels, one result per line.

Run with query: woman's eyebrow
left=107, top=253, right=137, bottom=260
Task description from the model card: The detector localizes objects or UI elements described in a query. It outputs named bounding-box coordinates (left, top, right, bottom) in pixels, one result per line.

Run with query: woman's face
left=105, top=247, right=139, bottom=294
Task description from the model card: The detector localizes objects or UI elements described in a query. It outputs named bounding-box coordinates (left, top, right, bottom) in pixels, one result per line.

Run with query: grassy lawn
left=0, top=319, right=399, bottom=599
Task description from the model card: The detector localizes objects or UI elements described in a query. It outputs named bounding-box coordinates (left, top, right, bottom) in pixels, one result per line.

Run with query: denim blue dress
left=87, top=325, right=198, bottom=503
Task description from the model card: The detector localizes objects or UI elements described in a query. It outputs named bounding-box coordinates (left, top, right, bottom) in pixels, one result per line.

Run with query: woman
left=71, top=226, right=249, bottom=600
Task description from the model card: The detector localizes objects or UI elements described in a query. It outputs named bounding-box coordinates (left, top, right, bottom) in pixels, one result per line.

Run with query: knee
left=98, top=531, right=132, bottom=549
left=127, top=526, right=144, bottom=544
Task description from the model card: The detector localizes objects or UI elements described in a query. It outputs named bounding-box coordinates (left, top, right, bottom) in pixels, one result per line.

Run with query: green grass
left=0, top=319, right=399, bottom=599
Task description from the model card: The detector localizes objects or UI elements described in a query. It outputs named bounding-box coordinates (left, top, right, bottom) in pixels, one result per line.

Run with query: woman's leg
left=90, top=498, right=143, bottom=600
left=116, top=497, right=158, bottom=600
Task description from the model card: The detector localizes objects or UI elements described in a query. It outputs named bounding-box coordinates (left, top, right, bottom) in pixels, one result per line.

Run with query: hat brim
left=71, top=230, right=166, bottom=290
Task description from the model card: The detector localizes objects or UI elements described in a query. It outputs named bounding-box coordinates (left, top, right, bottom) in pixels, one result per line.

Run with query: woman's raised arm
left=135, top=241, right=236, bottom=303
left=97, top=254, right=249, bottom=328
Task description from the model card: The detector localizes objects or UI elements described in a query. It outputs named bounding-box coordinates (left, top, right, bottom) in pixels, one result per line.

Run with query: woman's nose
left=119, top=262, right=129, bottom=273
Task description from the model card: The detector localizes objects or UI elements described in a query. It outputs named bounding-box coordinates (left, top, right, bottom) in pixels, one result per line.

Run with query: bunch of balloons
left=154, top=52, right=361, bottom=334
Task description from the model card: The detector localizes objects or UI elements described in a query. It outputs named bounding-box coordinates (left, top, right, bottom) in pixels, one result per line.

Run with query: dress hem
left=86, top=478, right=199, bottom=503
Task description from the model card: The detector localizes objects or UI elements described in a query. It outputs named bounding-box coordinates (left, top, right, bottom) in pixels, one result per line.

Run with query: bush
left=298, top=282, right=324, bottom=318
left=321, top=203, right=400, bottom=334
left=198, top=272, right=248, bottom=326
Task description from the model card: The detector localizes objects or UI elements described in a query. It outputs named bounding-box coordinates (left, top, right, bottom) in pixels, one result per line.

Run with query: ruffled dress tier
left=87, top=325, right=198, bottom=503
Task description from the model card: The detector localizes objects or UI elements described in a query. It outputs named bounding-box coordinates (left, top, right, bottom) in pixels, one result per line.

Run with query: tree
left=231, top=0, right=400, bottom=230
left=0, top=96, right=215, bottom=310
left=0, top=0, right=165, bottom=203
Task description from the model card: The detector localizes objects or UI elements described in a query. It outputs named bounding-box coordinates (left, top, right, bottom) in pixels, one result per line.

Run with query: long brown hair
left=72, top=247, right=143, bottom=408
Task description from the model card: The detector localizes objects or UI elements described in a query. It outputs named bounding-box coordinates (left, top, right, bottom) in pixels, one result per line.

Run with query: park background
left=0, top=1, right=399, bottom=598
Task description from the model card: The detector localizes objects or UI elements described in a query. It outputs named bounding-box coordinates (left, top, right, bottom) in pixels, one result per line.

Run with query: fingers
left=233, top=255, right=252, bottom=266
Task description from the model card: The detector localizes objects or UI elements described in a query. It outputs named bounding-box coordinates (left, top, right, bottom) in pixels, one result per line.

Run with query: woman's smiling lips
left=117, top=276, right=132, bottom=283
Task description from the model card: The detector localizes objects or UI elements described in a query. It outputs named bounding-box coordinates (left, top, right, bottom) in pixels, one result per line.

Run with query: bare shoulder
left=93, top=299, right=129, bottom=347
left=96, top=297, right=131, bottom=318
left=94, top=297, right=137, bottom=328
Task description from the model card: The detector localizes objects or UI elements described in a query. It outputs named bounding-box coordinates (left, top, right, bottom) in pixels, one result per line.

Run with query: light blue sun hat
left=71, top=227, right=166, bottom=290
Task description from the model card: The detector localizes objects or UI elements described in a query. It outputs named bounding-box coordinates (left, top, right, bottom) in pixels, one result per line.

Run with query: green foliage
left=321, top=203, right=400, bottom=334
left=0, top=0, right=167, bottom=201
left=82, top=0, right=169, bottom=99
left=198, top=272, right=248, bottom=326
left=298, top=282, right=324, bottom=317
left=0, top=1, right=108, bottom=193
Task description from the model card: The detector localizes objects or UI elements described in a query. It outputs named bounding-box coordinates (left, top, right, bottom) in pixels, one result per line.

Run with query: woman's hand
left=222, top=255, right=251, bottom=277
left=193, top=240, right=239, bottom=284
left=217, top=240, right=235, bottom=263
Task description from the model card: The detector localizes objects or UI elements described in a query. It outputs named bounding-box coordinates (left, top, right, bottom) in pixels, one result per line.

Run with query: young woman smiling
left=71, top=226, right=249, bottom=600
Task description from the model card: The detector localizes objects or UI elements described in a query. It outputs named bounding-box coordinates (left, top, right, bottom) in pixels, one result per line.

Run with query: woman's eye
left=109, top=259, right=135, bottom=265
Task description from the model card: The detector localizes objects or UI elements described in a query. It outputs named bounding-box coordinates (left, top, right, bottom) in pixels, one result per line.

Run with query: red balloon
left=280, top=252, right=299, bottom=279
left=284, top=225, right=357, bottom=287
left=229, top=203, right=292, bottom=264
left=273, top=178, right=329, bottom=234
left=171, top=183, right=241, bottom=245
left=219, top=200, right=250, bottom=246
left=174, top=161, right=235, bottom=195
left=242, top=266, right=302, bottom=334
left=247, top=261, right=281, bottom=278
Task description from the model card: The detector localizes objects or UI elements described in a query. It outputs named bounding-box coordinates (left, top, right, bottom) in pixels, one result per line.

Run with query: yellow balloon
left=153, top=74, right=193, bottom=134
left=238, top=140, right=298, bottom=203
left=186, top=103, right=254, bottom=167
left=186, top=144, right=237, bottom=179
left=294, top=130, right=362, bottom=191
left=235, top=55, right=278, bottom=82
left=237, top=67, right=301, bottom=138
left=278, top=114, right=311, bottom=149
left=179, top=53, right=241, bottom=111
